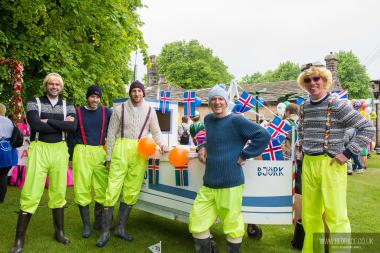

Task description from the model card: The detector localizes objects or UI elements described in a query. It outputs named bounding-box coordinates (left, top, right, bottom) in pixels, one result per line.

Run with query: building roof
left=241, top=80, right=309, bottom=103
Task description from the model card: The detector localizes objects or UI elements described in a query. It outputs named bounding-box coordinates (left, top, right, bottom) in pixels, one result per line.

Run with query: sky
left=136, top=0, right=380, bottom=82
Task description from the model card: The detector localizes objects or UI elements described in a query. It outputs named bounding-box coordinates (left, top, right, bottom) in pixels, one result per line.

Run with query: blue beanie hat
left=208, top=84, right=228, bottom=104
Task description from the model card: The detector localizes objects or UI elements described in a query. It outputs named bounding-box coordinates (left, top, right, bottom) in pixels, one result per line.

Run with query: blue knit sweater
left=202, top=113, right=270, bottom=188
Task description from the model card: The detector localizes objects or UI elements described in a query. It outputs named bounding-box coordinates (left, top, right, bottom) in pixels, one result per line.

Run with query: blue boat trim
left=147, top=183, right=292, bottom=207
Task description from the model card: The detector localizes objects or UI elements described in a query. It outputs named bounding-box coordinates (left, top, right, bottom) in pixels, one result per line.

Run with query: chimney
left=147, top=55, right=158, bottom=86
left=158, top=74, right=166, bottom=85
left=324, top=52, right=341, bottom=90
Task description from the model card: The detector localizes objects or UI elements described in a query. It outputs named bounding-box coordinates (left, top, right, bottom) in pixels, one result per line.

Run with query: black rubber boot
left=93, top=202, right=103, bottom=230
left=96, top=206, right=114, bottom=247
left=52, top=208, right=70, bottom=245
left=114, top=202, right=134, bottom=241
left=10, top=211, right=32, bottom=253
left=227, top=241, right=241, bottom=253
left=291, top=219, right=305, bottom=251
left=78, top=205, right=91, bottom=238
left=194, top=237, right=211, bottom=253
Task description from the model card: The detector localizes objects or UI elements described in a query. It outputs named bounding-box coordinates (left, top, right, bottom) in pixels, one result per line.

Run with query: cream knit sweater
left=106, top=99, right=163, bottom=161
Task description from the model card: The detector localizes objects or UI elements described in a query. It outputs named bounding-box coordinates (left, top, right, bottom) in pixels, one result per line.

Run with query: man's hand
left=198, top=147, right=207, bottom=164
left=41, top=119, right=48, bottom=123
left=159, top=145, right=169, bottom=155
left=330, top=153, right=348, bottom=165
left=105, top=161, right=111, bottom=170
left=237, top=157, right=246, bottom=166
left=65, top=116, right=75, bottom=122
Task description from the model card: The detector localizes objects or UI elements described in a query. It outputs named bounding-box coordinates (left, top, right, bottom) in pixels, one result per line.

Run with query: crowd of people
left=0, top=64, right=376, bottom=253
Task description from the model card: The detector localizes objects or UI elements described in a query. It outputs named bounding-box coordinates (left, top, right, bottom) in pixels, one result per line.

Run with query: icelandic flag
left=147, top=158, right=160, bottom=184
left=262, top=138, right=284, bottom=160
left=232, top=91, right=255, bottom=113
left=331, top=89, right=348, bottom=102
left=159, top=90, right=170, bottom=114
left=266, top=116, right=291, bottom=143
left=175, top=165, right=189, bottom=186
left=184, top=91, right=196, bottom=117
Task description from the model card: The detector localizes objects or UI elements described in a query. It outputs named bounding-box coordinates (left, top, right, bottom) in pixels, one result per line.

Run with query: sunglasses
left=304, top=76, right=321, bottom=84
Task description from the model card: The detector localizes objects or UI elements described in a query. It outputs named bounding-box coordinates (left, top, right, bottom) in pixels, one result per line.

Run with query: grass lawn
left=1, top=154, right=379, bottom=253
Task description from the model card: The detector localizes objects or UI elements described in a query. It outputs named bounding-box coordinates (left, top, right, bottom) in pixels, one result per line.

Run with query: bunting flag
left=262, top=138, right=284, bottom=160
left=184, top=91, right=196, bottom=117
left=266, top=116, right=291, bottom=143
left=175, top=165, right=189, bottom=186
left=147, top=158, right=160, bottom=184
left=331, top=89, right=348, bottom=102
left=232, top=91, right=256, bottom=113
left=159, top=90, right=171, bottom=113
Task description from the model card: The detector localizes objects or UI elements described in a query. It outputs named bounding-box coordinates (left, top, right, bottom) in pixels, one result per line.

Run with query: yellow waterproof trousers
left=20, top=141, right=69, bottom=214
left=189, top=185, right=245, bottom=239
left=104, top=138, right=146, bottom=206
left=73, top=144, right=108, bottom=206
left=302, top=154, right=351, bottom=253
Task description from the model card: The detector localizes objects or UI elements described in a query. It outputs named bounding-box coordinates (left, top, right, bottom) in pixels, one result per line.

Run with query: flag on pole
left=184, top=91, right=196, bottom=117
left=159, top=90, right=171, bottom=113
left=148, top=241, right=161, bottom=253
left=266, top=116, right=291, bottom=143
left=262, top=138, right=284, bottom=160
left=175, top=165, right=189, bottom=186
left=147, top=158, right=160, bottom=184
left=232, top=91, right=256, bottom=113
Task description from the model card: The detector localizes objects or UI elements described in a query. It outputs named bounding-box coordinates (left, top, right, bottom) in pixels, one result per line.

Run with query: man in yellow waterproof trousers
left=297, top=63, right=375, bottom=252
left=96, top=80, right=168, bottom=247
left=11, top=73, right=77, bottom=253
left=70, top=85, right=112, bottom=238
left=189, top=84, right=270, bottom=253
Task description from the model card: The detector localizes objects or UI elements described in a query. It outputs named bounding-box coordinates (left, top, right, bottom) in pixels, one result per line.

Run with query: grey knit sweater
left=106, top=99, right=163, bottom=161
left=298, top=94, right=375, bottom=158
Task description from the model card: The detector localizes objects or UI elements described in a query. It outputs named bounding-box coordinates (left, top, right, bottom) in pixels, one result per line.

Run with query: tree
left=335, top=51, right=371, bottom=98
left=240, top=72, right=262, bottom=84
left=156, top=40, right=233, bottom=89
left=0, top=0, right=147, bottom=107
left=240, top=61, right=300, bottom=84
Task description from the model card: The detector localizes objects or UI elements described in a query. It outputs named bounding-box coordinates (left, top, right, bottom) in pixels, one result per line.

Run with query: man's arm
left=235, top=116, right=271, bottom=160
left=26, top=99, right=58, bottom=133
left=106, top=106, right=121, bottom=161
left=46, top=103, right=77, bottom=132
left=333, top=101, right=375, bottom=162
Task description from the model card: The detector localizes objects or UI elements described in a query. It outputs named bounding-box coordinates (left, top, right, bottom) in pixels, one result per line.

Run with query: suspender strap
left=323, top=98, right=334, bottom=152
left=62, top=100, right=66, bottom=141
left=76, top=106, right=87, bottom=145
left=99, top=106, right=106, bottom=145
left=121, top=103, right=125, bottom=138
left=35, top=97, right=41, bottom=141
left=138, top=106, right=152, bottom=140
left=299, top=96, right=334, bottom=152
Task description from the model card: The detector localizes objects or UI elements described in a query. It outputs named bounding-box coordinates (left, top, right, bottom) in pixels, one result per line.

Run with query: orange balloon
left=168, top=148, right=190, bottom=167
left=137, top=137, right=156, bottom=158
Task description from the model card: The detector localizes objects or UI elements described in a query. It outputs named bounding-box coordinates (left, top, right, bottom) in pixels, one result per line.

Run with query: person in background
left=0, top=103, right=19, bottom=203
left=70, top=85, right=112, bottom=238
left=189, top=84, right=270, bottom=253
left=190, top=111, right=205, bottom=145
left=281, top=103, right=304, bottom=250
left=10, top=73, right=77, bottom=253
left=178, top=116, right=190, bottom=145
left=297, top=63, right=375, bottom=252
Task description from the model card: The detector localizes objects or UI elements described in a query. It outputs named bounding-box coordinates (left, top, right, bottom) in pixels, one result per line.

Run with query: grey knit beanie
left=208, top=84, right=228, bottom=104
